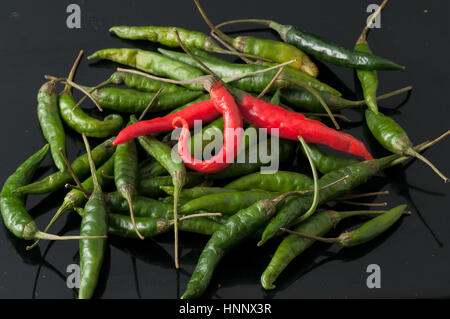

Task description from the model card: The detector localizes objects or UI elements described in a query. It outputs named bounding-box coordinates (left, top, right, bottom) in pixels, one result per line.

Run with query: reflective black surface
left=0, top=0, right=449, bottom=299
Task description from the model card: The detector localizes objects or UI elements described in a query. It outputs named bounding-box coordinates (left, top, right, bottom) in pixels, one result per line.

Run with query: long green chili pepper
left=88, top=48, right=205, bottom=90
left=287, top=205, right=408, bottom=247
left=258, top=139, right=438, bottom=245
left=215, top=18, right=405, bottom=71
left=1, top=145, right=51, bottom=239
left=225, top=171, right=313, bottom=193
left=13, top=138, right=115, bottom=195
left=260, top=209, right=396, bottom=289
left=365, top=110, right=448, bottom=182
left=160, top=186, right=234, bottom=199
left=104, top=193, right=222, bottom=236
left=37, top=80, right=66, bottom=171
left=27, top=154, right=115, bottom=250
left=86, top=86, right=203, bottom=113
left=59, top=51, right=124, bottom=138
left=158, top=48, right=340, bottom=96
left=138, top=173, right=204, bottom=198
left=179, top=190, right=281, bottom=216
left=78, top=134, right=109, bottom=299
left=301, top=143, right=359, bottom=174
left=114, top=126, right=142, bottom=239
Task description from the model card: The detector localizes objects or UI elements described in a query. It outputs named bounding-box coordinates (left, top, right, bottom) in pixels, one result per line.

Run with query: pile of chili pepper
left=1, top=0, right=449, bottom=299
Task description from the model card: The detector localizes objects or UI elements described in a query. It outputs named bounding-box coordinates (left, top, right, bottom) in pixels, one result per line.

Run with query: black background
left=0, top=0, right=449, bottom=299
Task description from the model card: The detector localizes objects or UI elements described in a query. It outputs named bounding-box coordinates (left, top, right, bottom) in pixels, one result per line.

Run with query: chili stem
left=58, top=147, right=89, bottom=199
left=178, top=212, right=222, bottom=222
left=257, top=66, right=285, bottom=99
left=280, top=228, right=339, bottom=243
left=72, top=78, right=113, bottom=110
left=66, top=79, right=103, bottom=112
left=339, top=200, right=388, bottom=207
left=303, top=113, right=352, bottom=123
left=65, top=184, right=91, bottom=196
left=359, top=0, right=389, bottom=41
left=338, top=190, right=389, bottom=200
left=405, top=149, right=449, bottom=183
left=193, top=0, right=235, bottom=46
left=139, top=88, right=164, bottom=121
left=64, top=50, right=84, bottom=93
left=101, top=170, right=115, bottom=180
left=210, top=31, right=254, bottom=64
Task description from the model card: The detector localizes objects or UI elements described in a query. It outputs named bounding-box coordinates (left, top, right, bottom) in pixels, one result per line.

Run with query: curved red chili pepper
left=113, top=99, right=219, bottom=145
left=237, top=94, right=373, bottom=160
left=172, top=81, right=243, bottom=173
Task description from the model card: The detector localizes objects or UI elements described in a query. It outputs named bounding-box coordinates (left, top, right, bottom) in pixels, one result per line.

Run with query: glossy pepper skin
left=13, top=138, right=115, bottom=195
left=89, top=87, right=202, bottom=114
left=59, top=92, right=123, bottom=138
left=138, top=173, right=204, bottom=198
left=87, top=48, right=205, bottom=90
left=0, top=144, right=49, bottom=238
left=233, top=19, right=405, bottom=71
left=37, top=81, right=66, bottom=171
left=174, top=81, right=243, bottom=173
left=158, top=48, right=340, bottom=96
left=179, top=190, right=280, bottom=216
left=233, top=36, right=318, bottom=77
left=225, top=171, right=313, bottom=193
left=78, top=136, right=108, bottom=299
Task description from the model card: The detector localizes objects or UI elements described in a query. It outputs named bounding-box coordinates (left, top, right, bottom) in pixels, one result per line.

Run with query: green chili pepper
left=365, top=110, right=448, bottom=182
left=13, top=138, right=115, bottom=195
left=114, top=127, right=142, bottom=239
left=179, top=190, right=281, bottom=216
left=160, top=186, right=234, bottom=199
left=87, top=86, right=202, bottom=114
left=37, top=81, right=66, bottom=171
left=260, top=209, right=394, bottom=289
left=59, top=54, right=123, bottom=138
left=258, top=141, right=434, bottom=245
left=138, top=173, right=204, bottom=198
left=189, top=117, right=225, bottom=154
left=78, top=134, right=108, bottom=299
left=96, top=71, right=189, bottom=94
left=0, top=144, right=50, bottom=239
left=218, top=18, right=404, bottom=71
left=224, top=171, right=313, bottom=192
left=103, top=194, right=222, bottom=236
left=158, top=48, right=340, bottom=96
left=87, top=48, right=205, bottom=90
left=291, top=205, right=409, bottom=247
left=301, top=143, right=359, bottom=174
left=355, top=37, right=379, bottom=113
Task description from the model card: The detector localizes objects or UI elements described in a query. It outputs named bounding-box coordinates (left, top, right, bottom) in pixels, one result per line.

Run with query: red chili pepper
left=112, top=99, right=219, bottom=145
left=113, top=87, right=372, bottom=160
left=172, top=81, right=243, bottom=173
left=235, top=92, right=373, bottom=160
